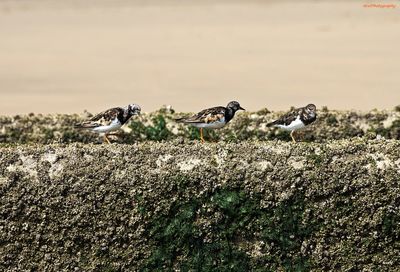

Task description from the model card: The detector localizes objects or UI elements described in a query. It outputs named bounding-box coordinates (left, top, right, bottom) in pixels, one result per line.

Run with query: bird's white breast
left=276, top=116, right=305, bottom=131
left=92, top=118, right=122, bottom=133
left=192, top=117, right=226, bottom=129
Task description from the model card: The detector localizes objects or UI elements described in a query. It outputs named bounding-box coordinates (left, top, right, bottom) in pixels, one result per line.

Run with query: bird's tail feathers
left=74, top=123, right=96, bottom=129
left=174, top=117, right=186, bottom=123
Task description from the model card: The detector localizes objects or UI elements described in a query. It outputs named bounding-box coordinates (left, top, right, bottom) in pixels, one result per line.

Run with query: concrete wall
left=1, top=139, right=399, bottom=271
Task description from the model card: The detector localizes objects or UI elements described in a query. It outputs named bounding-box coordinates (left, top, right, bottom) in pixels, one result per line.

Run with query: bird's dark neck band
left=118, top=111, right=132, bottom=125
left=224, top=108, right=235, bottom=123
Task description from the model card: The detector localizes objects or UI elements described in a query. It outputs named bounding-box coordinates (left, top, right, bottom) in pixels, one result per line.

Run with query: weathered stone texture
left=1, top=139, right=399, bottom=271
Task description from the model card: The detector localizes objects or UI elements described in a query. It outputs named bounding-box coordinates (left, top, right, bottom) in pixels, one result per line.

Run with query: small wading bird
left=267, top=103, right=317, bottom=142
left=175, top=101, right=245, bottom=143
left=74, top=104, right=141, bottom=143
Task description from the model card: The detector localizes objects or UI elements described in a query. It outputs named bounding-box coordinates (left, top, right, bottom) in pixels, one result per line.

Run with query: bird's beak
left=239, top=106, right=245, bottom=111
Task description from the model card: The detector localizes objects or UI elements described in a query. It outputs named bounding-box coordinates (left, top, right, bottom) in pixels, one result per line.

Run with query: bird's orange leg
left=290, top=131, right=296, bottom=143
left=200, top=128, right=205, bottom=143
left=103, top=134, right=111, bottom=144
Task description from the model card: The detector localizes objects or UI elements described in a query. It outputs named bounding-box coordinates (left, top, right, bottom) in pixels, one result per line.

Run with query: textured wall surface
left=1, top=139, right=400, bottom=271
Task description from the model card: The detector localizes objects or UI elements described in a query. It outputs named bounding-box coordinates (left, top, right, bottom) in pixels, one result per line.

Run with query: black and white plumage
left=267, top=103, right=317, bottom=142
left=75, top=104, right=141, bottom=143
left=175, top=101, right=245, bottom=142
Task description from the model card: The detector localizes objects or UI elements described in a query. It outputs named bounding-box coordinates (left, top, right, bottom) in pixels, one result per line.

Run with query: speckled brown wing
left=75, top=107, right=123, bottom=129
left=267, top=107, right=302, bottom=127
left=176, top=106, right=226, bottom=124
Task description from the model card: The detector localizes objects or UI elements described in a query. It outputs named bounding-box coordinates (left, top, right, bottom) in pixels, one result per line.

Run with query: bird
left=267, top=103, right=317, bottom=142
left=175, top=101, right=245, bottom=143
left=74, top=104, right=141, bottom=143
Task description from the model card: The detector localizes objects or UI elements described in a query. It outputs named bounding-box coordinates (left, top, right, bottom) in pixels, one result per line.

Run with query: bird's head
left=127, top=104, right=141, bottom=116
left=226, top=101, right=245, bottom=112
left=305, top=103, right=317, bottom=117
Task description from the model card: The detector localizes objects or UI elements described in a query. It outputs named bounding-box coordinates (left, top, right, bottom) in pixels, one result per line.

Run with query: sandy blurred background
left=0, top=0, right=399, bottom=115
